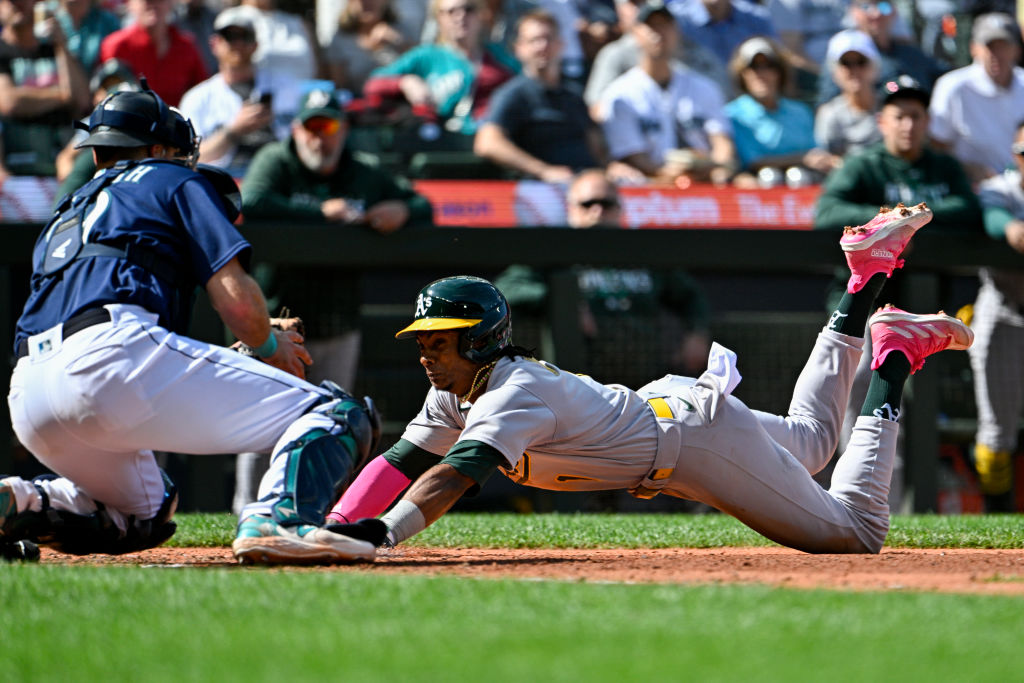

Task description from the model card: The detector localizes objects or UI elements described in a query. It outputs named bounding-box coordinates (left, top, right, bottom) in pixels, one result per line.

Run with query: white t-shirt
left=598, top=65, right=732, bottom=165
left=178, top=72, right=292, bottom=169
left=929, top=61, right=1024, bottom=175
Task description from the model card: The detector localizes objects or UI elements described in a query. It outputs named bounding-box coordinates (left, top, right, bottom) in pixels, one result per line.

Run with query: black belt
left=16, top=308, right=112, bottom=359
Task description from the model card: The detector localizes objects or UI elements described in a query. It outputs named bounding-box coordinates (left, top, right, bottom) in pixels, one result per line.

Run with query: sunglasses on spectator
left=856, top=1, right=893, bottom=15
left=839, top=55, right=870, bottom=68
left=303, top=117, right=342, bottom=136
left=576, top=197, right=619, bottom=209
left=219, top=29, right=256, bottom=43
left=1013, top=142, right=1024, bottom=156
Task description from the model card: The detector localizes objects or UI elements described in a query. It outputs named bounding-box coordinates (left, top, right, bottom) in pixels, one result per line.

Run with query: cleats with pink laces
left=841, top=202, right=933, bottom=293
left=868, top=305, right=974, bottom=374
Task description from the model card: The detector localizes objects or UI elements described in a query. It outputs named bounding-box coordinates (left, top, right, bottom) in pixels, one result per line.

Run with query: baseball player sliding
left=0, top=85, right=379, bottom=564
left=326, top=202, right=973, bottom=556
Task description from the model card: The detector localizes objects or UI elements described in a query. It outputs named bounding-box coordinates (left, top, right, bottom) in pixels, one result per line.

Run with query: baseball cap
left=825, top=29, right=881, bottom=68
left=971, top=12, right=1020, bottom=45
left=297, top=88, right=344, bottom=122
left=736, top=37, right=780, bottom=66
left=89, top=58, right=137, bottom=94
left=879, top=75, right=929, bottom=107
left=213, top=8, right=257, bottom=36
left=635, top=0, right=672, bottom=24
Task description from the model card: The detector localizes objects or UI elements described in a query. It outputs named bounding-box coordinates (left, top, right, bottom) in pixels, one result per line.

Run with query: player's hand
left=365, top=201, right=409, bottom=233
left=264, top=329, right=312, bottom=379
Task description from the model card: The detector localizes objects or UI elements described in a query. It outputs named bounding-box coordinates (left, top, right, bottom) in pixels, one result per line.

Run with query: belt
left=630, top=397, right=681, bottom=499
left=16, top=307, right=112, bottom=359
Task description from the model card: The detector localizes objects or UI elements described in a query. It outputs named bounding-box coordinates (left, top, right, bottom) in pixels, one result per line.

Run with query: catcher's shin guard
left=270, top=383, right=382, bottom=527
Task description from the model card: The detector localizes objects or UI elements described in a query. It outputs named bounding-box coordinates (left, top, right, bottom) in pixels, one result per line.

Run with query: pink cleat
left=841, top=202, right=933, bottom=293
left=868, top=305, right=974, bottom=374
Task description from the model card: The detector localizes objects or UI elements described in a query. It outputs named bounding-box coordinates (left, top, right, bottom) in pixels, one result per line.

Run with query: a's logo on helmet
left=415, top=294, right=433, bottom=318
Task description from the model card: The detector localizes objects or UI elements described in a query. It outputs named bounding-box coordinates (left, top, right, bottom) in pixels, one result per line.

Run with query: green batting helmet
left=395, top=276, right=512, bottom=362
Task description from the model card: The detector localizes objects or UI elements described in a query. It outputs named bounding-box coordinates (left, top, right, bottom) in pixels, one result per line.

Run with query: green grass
left=1, top=567, right=1022, bottom=682
left=169, top=512, right=1024, bottom=549
left=4, top=513, right=1021, bottom=682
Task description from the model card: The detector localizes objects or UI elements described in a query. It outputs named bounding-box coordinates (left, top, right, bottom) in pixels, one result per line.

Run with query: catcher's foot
left=841, top=203, right=932, bottom=293
left=232, top=514, right=376, bottom=565
left=868, top=305, right=973, bottom=374
left=1, top=539, right=40, bottom=562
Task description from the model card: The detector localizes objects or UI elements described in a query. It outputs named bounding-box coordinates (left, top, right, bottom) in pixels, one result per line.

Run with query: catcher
left=1, top=86, right=377, bottom=564
left=326, top=203, right=973, bottom=555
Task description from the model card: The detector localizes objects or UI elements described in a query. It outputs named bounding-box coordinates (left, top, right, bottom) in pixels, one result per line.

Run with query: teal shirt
left=724, top=93, right=816, bottom=168
left=370, top=42, right=518, bottom=133
left=57, top=5, right=121, bottom=74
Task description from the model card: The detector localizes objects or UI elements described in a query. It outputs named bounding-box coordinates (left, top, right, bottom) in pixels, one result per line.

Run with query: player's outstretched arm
left=375, top=464, right=475, bottom=546
left=206, top=257, right=312, bottom=377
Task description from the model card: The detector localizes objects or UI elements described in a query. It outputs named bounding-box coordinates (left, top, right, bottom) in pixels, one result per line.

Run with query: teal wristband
left=253, top=331, right=278, bottom=358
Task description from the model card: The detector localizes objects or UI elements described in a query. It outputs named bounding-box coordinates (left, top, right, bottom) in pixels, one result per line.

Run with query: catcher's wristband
left=379, top=499, right=426, bottom=546
left=253, top=330, right=278, bottom=358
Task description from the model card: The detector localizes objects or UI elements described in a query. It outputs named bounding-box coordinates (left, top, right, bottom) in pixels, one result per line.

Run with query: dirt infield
left=40, top=546, right=1024, bottom=595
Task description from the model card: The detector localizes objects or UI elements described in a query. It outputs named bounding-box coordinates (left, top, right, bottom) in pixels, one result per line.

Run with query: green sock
left=859, top=352, right=912, bottom=421
left=827, top=274, right=887, bottom=336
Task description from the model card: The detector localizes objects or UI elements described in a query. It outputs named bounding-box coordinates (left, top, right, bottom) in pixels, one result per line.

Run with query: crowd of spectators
left=0, top=0, right=1016, bottom=196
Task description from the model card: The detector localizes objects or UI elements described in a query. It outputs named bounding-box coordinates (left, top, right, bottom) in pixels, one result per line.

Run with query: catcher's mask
left=395, top=275, right=512, bottom=363
left=76, top=79, right=199, bottom=166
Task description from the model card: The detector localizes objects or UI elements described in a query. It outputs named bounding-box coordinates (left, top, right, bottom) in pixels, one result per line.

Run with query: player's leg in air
left=653, top=203, right=972, bottom=552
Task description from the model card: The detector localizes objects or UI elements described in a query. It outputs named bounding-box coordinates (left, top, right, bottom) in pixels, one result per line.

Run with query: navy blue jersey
left=15, top=159, right=251, bottom=350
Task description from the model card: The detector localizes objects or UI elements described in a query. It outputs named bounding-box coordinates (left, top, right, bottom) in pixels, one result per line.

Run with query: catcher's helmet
left=395, top=276, right=512, bottom=363
left=75, top=82, right=197, bottom=162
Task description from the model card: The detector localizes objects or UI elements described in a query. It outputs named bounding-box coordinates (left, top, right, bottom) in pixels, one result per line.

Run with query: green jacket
left=241, top=138, right=434, bottom=226
left=240, top=140, right=433, bottom=337
left=813, top=143, right=982, bottom=233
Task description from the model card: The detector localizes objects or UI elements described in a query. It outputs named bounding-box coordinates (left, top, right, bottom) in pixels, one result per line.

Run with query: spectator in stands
left=667, top=0, right=778, bottom=69
left=584, top=0, right=729, bottom=115
left=178, top=12, right=289, bottom=175
left=236, top=86, right=432, bottom=513
left=815, top=0, right=948, bottom=107
left=815, top=75, right=981, bottom=232
left=214, top=0, right=321, bottom=117
left=55, top=58, right=137, bottom=185
left=474, top=10, right=641, bottom=183
left=815, top=29, right=882, bottom=158
left=363, top=0, right=519, bottom=135
left=967, top=121, right=1024, bottom=511
left=814, top=75, right=981, bottom=506
left=597, top=1, right=736, bottom=185
left=174, top=0, right=218, bottom=75
left=324, top=0, right=412, bottom=95
left=929, top=12, right=1024, bottom=184
left=724, top=36, right=835, bottom=186
left=56, top=0, right=121, bottom=75
left=99, top=0, right=207, bottom=105
left=765, top=0, right=846, bottom=77
left=0, top=0, right=90, bottom=178
left=317, top=0, right=425, bottom=52
left=495, top=168, right=712, bottom=390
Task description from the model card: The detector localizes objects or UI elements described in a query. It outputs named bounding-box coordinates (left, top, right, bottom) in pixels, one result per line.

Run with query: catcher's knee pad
left=20, top=471, right=178, bottom=556
left=316, top=380, right=382, bottom=472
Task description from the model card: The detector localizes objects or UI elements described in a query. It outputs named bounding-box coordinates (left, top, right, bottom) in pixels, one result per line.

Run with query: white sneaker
left=232, top=514, right=375, bottom=565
